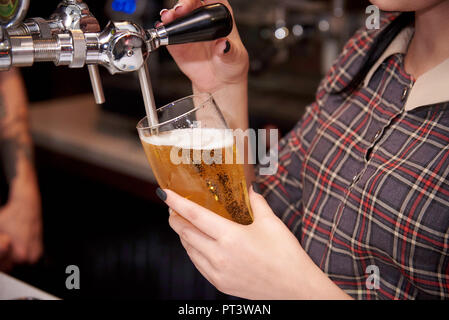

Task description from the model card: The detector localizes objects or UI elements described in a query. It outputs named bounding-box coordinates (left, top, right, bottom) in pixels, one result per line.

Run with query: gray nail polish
left=156, top=187, right=167, bottom=201
left=252, top=182, right=261, bottom=194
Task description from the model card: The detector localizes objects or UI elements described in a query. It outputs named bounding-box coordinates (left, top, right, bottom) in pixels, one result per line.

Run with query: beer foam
left=142, top=128, right=234, bottom=150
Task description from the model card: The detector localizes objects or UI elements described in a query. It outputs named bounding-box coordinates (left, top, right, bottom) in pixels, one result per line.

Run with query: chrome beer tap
left=0, top=0, right=233, bottom=126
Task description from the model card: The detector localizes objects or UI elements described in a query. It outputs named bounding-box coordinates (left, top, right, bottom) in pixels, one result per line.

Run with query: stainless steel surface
left=2, top=0, right=180, bottom=117
left=23, top=17, right=52, bottom=38
left=0, top=27, right=11, bottom=69
left=49, top=0, right=102, bottom=103
left=56, top=33, right=74, bottom=65
left=7, top=19, right=63, bottom=37
left=33, top=38, right=59, bottom=62
left=88, top=65, right=105, bottom=104
left=84, top=32, right=100, bottom=64
left=10, top=35, right=34, bottom=66
left=50, top=0, right=100, bottom=33
left=138, top=63, right=158, bottom=127
left=69, top=29, right=86, bottom=68
left=155, top=26, right=169, bottom=48
left=0, top=1, right=156, bottom=106
left=0, top=0, right=232, bottom=127
left=0, top=0, right=180, bottom=72
left=2, top=0, right=162, bottom=109
left=98, top=21, right=149, bottom=74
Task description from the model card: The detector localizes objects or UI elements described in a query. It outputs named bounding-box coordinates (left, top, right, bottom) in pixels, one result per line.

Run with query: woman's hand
left=160, top=0, right=252, bottom=152
left=0, top=189, right=42, bottom=270
left=159, top=0, right=249, bottom=93
left=161, top=187, right=352, bottom=300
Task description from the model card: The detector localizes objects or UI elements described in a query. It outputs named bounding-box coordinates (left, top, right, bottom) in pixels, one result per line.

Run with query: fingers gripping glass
left=137, top=94, right=253, bottom=225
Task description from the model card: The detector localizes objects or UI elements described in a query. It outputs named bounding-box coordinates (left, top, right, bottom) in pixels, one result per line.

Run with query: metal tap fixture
left=0, top=0, right=233, bottom=126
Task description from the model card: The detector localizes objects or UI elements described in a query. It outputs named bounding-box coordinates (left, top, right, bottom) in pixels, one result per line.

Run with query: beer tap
left=0, top=0, right=233, bottom=126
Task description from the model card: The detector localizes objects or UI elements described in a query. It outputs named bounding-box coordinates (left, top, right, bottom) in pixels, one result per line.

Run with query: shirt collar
left=363, top=26, right=449, bottom=111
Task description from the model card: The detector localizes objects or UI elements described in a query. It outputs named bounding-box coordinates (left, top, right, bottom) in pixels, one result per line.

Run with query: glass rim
left=136, top=93, right=213, bottom=131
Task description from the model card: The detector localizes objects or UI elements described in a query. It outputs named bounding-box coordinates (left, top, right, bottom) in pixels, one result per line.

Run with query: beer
left=141, top=128, right=253, bottom=225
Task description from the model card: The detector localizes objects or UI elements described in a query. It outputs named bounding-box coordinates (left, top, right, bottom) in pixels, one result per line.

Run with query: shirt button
left=401, top=86, right=409, bottom=101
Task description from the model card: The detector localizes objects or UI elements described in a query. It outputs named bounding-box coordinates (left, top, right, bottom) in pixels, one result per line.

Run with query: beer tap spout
left=0, top=0, right=233, bottom=115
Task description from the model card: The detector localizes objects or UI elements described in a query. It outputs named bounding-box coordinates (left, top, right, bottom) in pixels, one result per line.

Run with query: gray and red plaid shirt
left=256, top=14, right=449, bottom=299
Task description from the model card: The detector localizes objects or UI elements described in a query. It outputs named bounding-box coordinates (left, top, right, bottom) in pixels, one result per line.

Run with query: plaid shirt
left=256, top=14, right=449, bottom=300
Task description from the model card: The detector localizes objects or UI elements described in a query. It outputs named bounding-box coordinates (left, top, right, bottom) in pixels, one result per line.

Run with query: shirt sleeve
left=254, top=101, right=321, bottom=236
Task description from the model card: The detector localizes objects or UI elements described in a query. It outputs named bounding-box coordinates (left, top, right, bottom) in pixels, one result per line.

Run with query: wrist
left=8, top=167, right=40, bottom=206
left=192, top=76, right=248, bottom=95
left=194, top=80, right=248, bottom=131
left=289, top=248, right=353, bottom=300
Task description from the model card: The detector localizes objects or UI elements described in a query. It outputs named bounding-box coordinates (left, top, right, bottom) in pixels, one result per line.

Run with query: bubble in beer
left=141, top=128, right=253, bottom=225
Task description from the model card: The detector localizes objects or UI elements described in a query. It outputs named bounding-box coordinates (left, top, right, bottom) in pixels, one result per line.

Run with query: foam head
left=141, top=128, right=234, bottom=150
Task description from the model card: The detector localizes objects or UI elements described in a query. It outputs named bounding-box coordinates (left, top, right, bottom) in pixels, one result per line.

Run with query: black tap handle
left=163, top=3, right=233, bottom=45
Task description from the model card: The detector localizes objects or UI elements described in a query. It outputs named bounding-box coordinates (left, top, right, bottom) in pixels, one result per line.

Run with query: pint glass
left=137, top=94, right=253, bottom=225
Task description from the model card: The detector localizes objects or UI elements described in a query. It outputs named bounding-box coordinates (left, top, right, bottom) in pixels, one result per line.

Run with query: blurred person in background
left=0, top=68, right=42, bottom=271
left=155, top=0, right=449, bottom=299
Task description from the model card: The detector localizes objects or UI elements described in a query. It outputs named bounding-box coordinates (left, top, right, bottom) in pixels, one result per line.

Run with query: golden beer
left=141, top=128, right=253, bottom=225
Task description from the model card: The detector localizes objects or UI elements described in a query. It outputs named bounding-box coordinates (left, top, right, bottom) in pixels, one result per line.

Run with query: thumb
left=248, top=186, right=274, bottom=220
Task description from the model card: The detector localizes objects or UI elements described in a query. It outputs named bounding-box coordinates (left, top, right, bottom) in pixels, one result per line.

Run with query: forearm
left=6, top=149, right=39, bottom=204
left=0, top=69, right=39, bottom=203
left=293, top=250, right=353, bottom=300
left=193, top=79, right=249, bottom=131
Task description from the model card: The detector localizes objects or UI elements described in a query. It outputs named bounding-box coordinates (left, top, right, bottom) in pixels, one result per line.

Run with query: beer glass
left=137, top=93, right=253, bottom=225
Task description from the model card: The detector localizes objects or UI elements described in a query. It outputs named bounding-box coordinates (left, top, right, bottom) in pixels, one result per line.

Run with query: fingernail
left=160, top=8, right=169, bottom=16
left=224, top=40, right=231, bottom=54
left=169, top=208, right=174, bottom=215
left=156, top=188, right=167, bottom=201
left=174, top=3, right=183, bottom=11
left=154, top=21, right=163, bottom=28
left=251, top=182, right=261, bottom=194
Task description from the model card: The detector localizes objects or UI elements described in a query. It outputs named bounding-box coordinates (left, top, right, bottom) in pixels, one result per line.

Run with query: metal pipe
left=137, top=63, right=158, bottom=128
left=88, top=65, right=105, bottom=104
left=33, top=38, right=59, bottom=62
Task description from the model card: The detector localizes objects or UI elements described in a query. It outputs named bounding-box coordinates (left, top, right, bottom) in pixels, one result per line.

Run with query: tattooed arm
left=0, top=68, right=42, bottom=271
